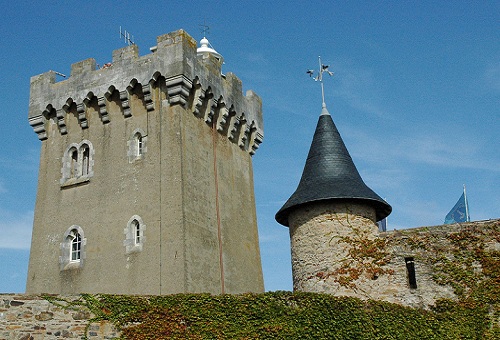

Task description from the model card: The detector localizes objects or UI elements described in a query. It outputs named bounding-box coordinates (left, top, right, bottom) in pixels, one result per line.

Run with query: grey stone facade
left=0, top=295, right=118, bottom=340
left=26, top=30, right=264, bottom=295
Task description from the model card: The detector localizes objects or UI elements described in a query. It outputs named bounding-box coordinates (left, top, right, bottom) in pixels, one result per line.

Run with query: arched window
left=60, top=225, right=86, bottom=270
left=61, top=140, right=94, bottom=186
left=124, top=215, right=146, bottom=253
left=128, top=129, right=147, bottom=162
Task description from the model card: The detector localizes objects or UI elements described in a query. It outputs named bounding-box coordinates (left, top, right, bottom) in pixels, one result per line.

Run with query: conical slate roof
left=275, top=107, right=391, bottom=226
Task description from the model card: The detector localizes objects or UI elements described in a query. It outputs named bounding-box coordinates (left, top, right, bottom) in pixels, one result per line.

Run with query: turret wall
left=288, top=201, right=377, bottom=293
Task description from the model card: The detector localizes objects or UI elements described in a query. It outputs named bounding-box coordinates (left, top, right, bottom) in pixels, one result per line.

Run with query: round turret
left=276, top=104, right=391, bottom=294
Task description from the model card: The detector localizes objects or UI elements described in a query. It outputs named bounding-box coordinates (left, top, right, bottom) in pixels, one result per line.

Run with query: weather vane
left=307, top=56, right=334, bottom=109
left=199, top=21, right=210, bottom=37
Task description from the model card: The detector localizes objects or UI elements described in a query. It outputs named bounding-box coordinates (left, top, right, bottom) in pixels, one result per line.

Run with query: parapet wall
left=0, top=295, right=118, bottom=340
left=379, top=218, right=500, bottom=307
left=28, top=29, right=263, bottom=155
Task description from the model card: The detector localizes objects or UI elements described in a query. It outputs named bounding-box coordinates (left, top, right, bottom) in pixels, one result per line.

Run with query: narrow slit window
left=133, top=219, right=140, bottom=245
left=128, top=129, right=147, bottom=162
left=136, top=134, right=143, bottom=156
left=70, top=148, right=78, bottom=177
left=124, top=215, right=146, bottom=253
left=81, top=145, right=90, bottom=176
left=405, top=257, right=417, bottom=289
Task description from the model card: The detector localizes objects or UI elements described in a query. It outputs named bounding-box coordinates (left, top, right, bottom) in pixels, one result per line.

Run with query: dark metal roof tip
left=275, top=113, right=391, bottom=227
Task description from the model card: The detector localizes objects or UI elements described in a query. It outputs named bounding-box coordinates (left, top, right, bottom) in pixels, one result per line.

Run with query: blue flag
left=377, top=218, right=387, bottom=232
left=444, top=192, right=469, bottom=224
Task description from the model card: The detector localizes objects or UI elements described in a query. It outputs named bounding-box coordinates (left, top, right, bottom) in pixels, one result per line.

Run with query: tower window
left=81, top=144, right=90, bottom=176
left=61, top=140, right=94, bottom=186
left=124, top=215, right=146, bottom=253
left=70, top=231, right=82, bottom=261
left=136, top=133, right=143, bottom=157
left=405, top=257, right=417, bottom=289
left=132, top=219, right=141, bottom=245
left=128, top=129, right=147, bottom=162
left=60, top=225, right=86, bottom=270
left=70, top=148, right=78, bottom=178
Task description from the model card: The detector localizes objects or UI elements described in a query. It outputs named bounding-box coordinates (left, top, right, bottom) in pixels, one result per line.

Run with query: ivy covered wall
left=1, top=292, right=498, bottom=339
left=299, top=218, right=499, bottom=312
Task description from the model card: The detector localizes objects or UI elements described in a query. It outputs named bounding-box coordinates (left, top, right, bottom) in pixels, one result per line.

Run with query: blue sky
left=0, top=1, right=498, bottom=293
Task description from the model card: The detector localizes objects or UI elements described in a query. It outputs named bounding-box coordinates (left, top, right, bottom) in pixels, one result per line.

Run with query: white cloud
left=244, top=52, right=269, bottom=65
left=343, top=126, right=500, bottom=172
left=0, top=210, right=33, bottom=249
left=333, top=63, right=390, bottom=119
left=390, top=199, right=445, bottom=230
left=395, top=135, right=500, bottom=172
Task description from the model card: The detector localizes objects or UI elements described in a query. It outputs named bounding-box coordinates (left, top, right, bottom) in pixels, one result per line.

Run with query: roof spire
left=307, top=56, right=334, bottom=116
left=276, top=61, right=392, bottom=227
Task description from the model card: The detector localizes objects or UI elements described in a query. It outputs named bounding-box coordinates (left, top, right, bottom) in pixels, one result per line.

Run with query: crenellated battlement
left=28, top=29, right=263, bottom=154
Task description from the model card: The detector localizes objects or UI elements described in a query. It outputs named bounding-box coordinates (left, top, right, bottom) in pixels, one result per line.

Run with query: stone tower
left=275, top=102, right=391, bottom=294
left=26, top=30, right=264, bottom=295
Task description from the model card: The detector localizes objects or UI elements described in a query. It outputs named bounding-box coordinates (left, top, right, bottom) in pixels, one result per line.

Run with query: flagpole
left=463, top=184, right=470, bottom=222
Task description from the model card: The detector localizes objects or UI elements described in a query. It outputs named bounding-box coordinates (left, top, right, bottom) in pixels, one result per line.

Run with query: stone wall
left=0, top=295, right=118, bottom=340
left=288, top=201, right=378, bottom=294
left=378, top=218, right=499, bottom=308
left=289, top=203, right=499, bottom=309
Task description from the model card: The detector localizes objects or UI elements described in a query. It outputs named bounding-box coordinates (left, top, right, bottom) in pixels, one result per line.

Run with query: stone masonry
left=288, top=201, right=378, bottom=293
left=0, top=295, right=118, bottom=340
left=289, top=216, right=499, bottom=309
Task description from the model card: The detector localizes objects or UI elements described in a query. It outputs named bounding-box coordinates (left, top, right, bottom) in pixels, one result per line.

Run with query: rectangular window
left=137, top=135, right=143, bottom=156
left=72, top=234, right=82, bottom=261
left=405, top=257, right=417, bottom=289
left=82, top=147, right=90, bottom=176
left=71, top=150, right=78, bottom=177
left=135, top=225, right=141, bottom=244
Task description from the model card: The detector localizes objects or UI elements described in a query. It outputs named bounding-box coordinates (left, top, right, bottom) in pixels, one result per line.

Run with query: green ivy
left=44, top=292, right=497, bottom=339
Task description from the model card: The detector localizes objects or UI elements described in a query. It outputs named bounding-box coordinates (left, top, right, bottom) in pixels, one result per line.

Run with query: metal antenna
left=52, top=71, right=67, bottom=78
left=119, top=26, right=135, bottom=46
left=307, top=56, right=334, bottom=110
